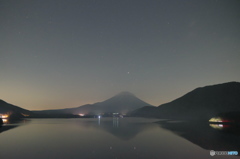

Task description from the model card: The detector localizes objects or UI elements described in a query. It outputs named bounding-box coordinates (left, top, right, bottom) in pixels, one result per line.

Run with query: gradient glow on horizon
left=0, top=0, right=240, bottom=110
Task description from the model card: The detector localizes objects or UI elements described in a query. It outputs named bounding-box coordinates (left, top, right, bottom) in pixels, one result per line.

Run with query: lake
left=0, top=117, right=239, bottom=159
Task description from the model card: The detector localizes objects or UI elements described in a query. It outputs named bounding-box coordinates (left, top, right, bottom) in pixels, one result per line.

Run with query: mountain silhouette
left=131, top=82, right=240, bottom=120
left=0, top=100, right=33, bottom=119
left=34, top=91, right=152, bottom=115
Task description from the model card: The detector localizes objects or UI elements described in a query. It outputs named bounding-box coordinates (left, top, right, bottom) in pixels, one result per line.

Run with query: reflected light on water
left=209, top=124, right=224, bottom=130
left=209, top=123, right=233, bottom=130
left=113, top=117, right=119, bottom=127
left=2, top=118, right=8, bottom=124
left=98, top=116, right=101, bottom=125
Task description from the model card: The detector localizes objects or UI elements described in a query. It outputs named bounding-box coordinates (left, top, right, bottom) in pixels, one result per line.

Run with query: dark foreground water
left=0, top=118, right=239, bottom=159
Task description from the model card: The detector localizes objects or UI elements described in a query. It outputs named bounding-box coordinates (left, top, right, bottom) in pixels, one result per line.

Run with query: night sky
left=0, top=0, right=240, bottom=110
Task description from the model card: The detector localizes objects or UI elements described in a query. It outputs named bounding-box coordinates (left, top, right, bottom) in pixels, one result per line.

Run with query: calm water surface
left=0, top=118, right=239, bottom=159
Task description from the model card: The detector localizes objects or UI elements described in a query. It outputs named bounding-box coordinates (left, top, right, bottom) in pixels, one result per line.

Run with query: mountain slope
left=0, top=100, right=33, bottom=117
left=34, top=91, right=152, bottom=115
left=131, top=82, right=240, bottom=120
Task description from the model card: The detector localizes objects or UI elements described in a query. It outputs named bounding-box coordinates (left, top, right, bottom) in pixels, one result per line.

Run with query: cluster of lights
left=209, top=117, right=234, bottom=130
left=0, top=114, right=9, bottom=124
left=209, top=117, right=223, bottom=122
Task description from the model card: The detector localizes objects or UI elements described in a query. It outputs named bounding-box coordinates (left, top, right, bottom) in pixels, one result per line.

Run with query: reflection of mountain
left=99, top=118, right=157, bottom=140
left=157, top=121, right=240, bottom=153
left=0, top=120, right=29, bottom=134
left=75, top=118, right=157, bottom=140
left=131, top=82, right=240, bottom=120
left=35, top=92, right=152, bottom=115
left=0, top=125, right=19, bottom=134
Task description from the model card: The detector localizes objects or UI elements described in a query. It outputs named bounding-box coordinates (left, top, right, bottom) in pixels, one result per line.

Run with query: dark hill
left=0, top=100, right=33, bottom=119
left=131, top=82, right=240, bottom=120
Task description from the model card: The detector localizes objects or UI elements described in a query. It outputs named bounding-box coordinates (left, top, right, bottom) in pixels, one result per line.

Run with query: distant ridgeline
left=130, top=82, right=240, bottom=121
left=0, top=92, right=152, bottom=119
left=33, top=91, right=152, bottom=117
left=1, top=82, right=240, bottom=120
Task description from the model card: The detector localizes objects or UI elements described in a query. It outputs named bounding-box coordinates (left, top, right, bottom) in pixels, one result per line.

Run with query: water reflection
left=0, top=125, right=19, bottom=134
left=0, top=118, right=209, bottom=159
left=98, top=116, right=101, bottom=125
left=210, top=123, right=228, bottom=130
left=157, top=120, right=240, bottom=153
left=0, top=119, right=29, bottom=134
left=73, top=117, right=159, bottom=140
left=1, top=118, right=237, bottom=159
left=209, top=123, right=240, bottom=136
left=112, top=117, right=119, bottom=127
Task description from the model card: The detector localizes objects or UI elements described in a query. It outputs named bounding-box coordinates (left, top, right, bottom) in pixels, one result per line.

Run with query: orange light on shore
left=0, top=114, right=9, bottom=124
left=1, top=114, right=9, bottom=119
left=1, top=115, right=9, bottom=119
